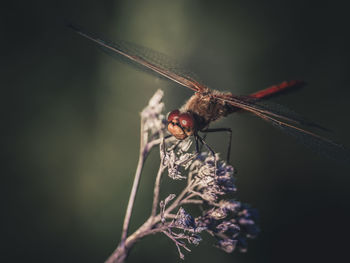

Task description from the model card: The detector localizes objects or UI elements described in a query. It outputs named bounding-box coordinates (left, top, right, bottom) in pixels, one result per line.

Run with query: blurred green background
left=3, top=0, right=350, bottom=262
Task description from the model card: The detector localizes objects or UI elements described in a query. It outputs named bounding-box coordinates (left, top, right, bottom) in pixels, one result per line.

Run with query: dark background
left=2, top=0, right=350, bottom=262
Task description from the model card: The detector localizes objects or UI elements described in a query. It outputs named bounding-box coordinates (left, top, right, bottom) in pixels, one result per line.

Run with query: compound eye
left=167, top=110, right=180, bottom=122
left=179, top=113, right=194, bottom=129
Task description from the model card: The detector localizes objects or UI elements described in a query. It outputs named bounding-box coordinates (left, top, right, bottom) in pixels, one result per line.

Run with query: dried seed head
left=173, top=207, right=196, bottom=230
left=141, top=89, right=166, bottom=135
left=141, top=90, right=259, bottom=258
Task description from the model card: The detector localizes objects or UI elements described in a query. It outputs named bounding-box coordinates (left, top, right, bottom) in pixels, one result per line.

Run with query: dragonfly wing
left=219, top=94, right=329, bottom=132
left=216, top=95, right=349, bottom=161
left=69, top=24, right=206, bottom=92
left=267, top=113, right=349, bottom=162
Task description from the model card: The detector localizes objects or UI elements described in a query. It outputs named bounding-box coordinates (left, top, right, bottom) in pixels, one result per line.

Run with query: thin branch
left=180, top=199, right=203, bottom=205
left=105, top=219, right=167, bottom=263
left=120, top=120, right=146, bottom=244
left=120, top=120, right=162, bottom=244
left=163, top=180, right=198, bottom=216
left=162, top=229, right=191, bottom=259
left=151, top=140, right=166, bottom=218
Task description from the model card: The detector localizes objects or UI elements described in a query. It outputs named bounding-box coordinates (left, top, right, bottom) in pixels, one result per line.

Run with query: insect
left=68, top=24, right=348, bottom=162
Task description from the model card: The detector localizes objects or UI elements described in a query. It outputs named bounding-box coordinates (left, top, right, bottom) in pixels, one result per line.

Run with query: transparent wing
left=69, top=24, right=205, bottom=92
left=216, top=94, right=349, bottom=161
left=233, top=94, right=329, bottom=131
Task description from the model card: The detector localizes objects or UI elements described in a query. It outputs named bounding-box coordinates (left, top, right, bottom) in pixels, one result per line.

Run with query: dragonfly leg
left=195, top=135, right=200, bottom=154
left=172, top=139, right=183, bottom=152
left=196, top=134, right=217, bottom=175
left=201, top=128, right=232, bottom=163
left=197, top=133, right=207, bottom=153
left=164, top=135, right=184, bottom=153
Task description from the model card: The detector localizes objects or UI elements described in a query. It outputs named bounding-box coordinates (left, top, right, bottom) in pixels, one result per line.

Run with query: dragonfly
left=68, top=24, right=348, bottom=162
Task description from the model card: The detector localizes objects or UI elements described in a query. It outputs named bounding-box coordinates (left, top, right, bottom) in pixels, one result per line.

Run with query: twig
left=151, top=139, right=166, bottom=219
left=163, top=181, right=194, bottom=215
left=120, top=121, right=162, bottom=244
left=180, top=199, right=203, bottom=205
left=120, top=119, right=146, bottom=244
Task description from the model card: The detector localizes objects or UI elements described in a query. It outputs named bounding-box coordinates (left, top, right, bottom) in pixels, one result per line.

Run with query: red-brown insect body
left=71, top=27, right=347, bottom=161
left=169, top=80, right=306, bottom=139
left=167, top=88, right=238, bottom=140
left=180, top=90, right=235, bottom=132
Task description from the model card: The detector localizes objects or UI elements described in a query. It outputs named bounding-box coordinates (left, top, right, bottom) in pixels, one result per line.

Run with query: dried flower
left=158, top=147, right=259, bottom=258
left=161, top=139, right=196, bottom=180
left=173, top=207, right=196, bottom=230
left=217, top=239, right=237, bottom=253
left=106, top=90, right=259, bottom=262
left=188, top=153, right=237, bottom=202
left=160, top=194, right=176, bottom=223
left=141, top=89, right=166, bottom=136
left=196, top=201, right=259, bottom=253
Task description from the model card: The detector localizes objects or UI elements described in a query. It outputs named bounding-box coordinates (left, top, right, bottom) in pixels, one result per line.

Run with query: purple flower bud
left=173, top=207, right=196, bottom=230
left=207, top=207, right=228, bottom=220
left=217, top=239, right=237, bottom=253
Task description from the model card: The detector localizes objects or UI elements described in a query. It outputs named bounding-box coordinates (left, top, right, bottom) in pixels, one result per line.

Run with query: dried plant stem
left=164, top=181, right=197, bottom=216
left=120, top=121, right=163, bottom=244
left=106, top=203, right=177, bottom=263
left=119, top=157, right=143, bottom=243
left=105, top=218, right=163, bottom=263
left=105, top=148, right=195, bottom=263
left=151, top=153, right=166, bottom=218
left=107, top=113, right=167, bottom=263
left=120, top=121, right=146, bottom=245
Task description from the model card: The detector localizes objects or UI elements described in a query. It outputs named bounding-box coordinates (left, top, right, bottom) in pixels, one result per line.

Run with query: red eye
left=179, top=113, right=194, bottom=129
left=167, top=110, right=180, bottom=122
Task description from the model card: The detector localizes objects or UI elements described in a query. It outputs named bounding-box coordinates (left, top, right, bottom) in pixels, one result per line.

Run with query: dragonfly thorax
left=181, top=91, right=234, bottom=130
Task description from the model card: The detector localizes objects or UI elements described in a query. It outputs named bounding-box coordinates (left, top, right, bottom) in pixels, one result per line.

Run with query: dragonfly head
left=167, top=110, right=195, bottom=140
